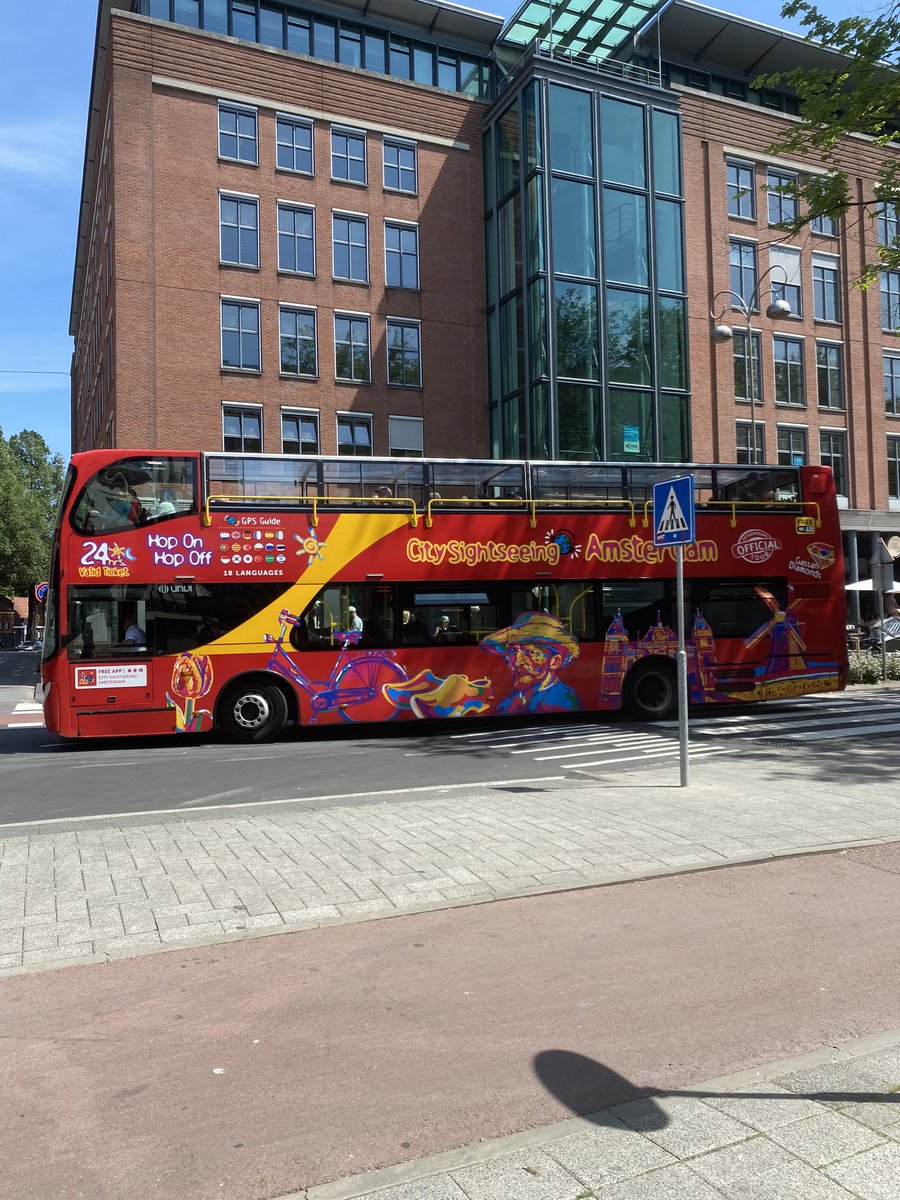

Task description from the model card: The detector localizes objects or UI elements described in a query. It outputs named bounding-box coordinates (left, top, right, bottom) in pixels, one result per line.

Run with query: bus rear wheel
left=624, top=659, right=677, bottom=721
left=218, top=680, right=288, bottom=743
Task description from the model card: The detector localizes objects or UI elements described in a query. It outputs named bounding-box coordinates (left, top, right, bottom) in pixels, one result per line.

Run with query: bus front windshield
left=70, top=456, right=197, bottom=535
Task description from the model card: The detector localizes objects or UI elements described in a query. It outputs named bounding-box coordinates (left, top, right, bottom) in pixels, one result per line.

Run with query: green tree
left=0, top=429, right=65, bottom=598
left=755, top=2, right=900, bottom=286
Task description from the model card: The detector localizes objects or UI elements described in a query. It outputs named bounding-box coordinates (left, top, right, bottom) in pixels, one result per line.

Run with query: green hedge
left=847, top=651, right=900, bottom=684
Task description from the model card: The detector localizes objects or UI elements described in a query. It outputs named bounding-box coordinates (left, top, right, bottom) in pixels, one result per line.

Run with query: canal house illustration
left=599, top=610, right=720, bottom=706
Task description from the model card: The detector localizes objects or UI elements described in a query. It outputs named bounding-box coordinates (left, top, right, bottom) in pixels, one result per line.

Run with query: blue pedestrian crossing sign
left=653, top=475, right=695, bottom=547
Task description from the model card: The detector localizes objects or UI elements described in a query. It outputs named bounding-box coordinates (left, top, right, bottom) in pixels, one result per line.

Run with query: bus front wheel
left=218, top=680, right=288, bottom=743
left=624, top=659, right=677, bottom=721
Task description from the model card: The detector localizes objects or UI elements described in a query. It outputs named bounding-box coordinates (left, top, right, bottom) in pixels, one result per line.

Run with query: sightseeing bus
left=39, top=450, right=847, bottom=742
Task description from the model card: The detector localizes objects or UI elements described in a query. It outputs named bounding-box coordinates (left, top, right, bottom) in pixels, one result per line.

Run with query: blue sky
left=0, top=0, right=852, bottom=462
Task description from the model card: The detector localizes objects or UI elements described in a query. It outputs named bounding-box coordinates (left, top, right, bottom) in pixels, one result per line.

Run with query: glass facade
left=486, top=76, right=687, bottom=461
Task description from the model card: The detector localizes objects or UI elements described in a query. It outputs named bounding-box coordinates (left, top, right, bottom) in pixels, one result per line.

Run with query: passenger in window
left=401, top=609, right=424, bottom=643
left=433, top=614, right=453, bottom=638
left=122, top=610, right=146, bottom=645
left=348, top=606, right=363, bottom=633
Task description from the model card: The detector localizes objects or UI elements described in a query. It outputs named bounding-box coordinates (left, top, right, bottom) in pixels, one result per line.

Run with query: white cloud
left=0, top=115, right=85, bottom=179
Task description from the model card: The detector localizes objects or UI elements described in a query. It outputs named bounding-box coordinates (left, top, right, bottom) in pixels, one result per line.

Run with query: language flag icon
left=657, top=487, right=689, bottom=538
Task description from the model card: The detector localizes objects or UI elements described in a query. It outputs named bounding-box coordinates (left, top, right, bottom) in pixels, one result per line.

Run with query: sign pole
left=652, top=474, right=695, bottom=789
left=676, top=544, right=689, bottom=787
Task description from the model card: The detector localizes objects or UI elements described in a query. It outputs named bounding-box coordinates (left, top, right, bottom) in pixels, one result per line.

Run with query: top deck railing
left=201, top=454, right=820, bottom=529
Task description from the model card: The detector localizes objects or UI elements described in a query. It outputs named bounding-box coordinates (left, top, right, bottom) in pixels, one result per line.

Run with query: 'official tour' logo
left=732, top=529, right=782, bottom=564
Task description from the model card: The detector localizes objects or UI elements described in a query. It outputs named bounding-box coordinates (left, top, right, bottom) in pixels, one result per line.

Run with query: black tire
left=624, top=659, right=677, bottom=720
left=218, top=679, right=289, bottom=743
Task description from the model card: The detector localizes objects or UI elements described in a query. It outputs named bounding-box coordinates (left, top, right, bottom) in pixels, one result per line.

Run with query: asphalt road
left=3, top=842, right=900, bottom=1199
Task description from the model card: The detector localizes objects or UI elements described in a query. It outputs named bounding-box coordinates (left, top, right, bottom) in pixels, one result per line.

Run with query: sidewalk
left=2, top=732, right=900, bottom=975
left=302, top=1031, right=900, bottom=1200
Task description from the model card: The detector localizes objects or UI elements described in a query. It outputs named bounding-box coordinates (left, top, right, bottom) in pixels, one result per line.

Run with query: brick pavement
left=2, top=746, right=899, bottom=975
left=300, top=1033, right=900, bottom=1200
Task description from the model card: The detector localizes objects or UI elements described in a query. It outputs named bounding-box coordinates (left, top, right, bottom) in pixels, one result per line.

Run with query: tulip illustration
left=167, top=653, right=214, bottom=733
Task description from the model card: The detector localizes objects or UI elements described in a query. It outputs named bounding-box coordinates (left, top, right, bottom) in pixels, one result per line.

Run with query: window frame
left=820, top=427, right=847, bottom=497
left=383, top=136, right=418, bottom=194
left=726, top=158, right=755, bottom=220
left=275, top=113, right=314, bottom=175
left=881, top=270, right=900, bottom=332
left=776, top=423, right=808, bottom=467
left=334, top=312, right=372, bottom=383
left=218, top=101, right=258, bottom=165
left=815, top=341, right=844, bottom=410
left=218, top=191, right=260, bottom=269
left=332, top=212, right=369, bottom=283
left=222, top=403, right=263, bottom=453
left=386, top=317, right=422, bottom=388
left=812, top=253, right=841, bottom=323
left=735, top=419, right=765, bottom=465
left=384, top=220, right=420, bottom=290
left=281, top=408, right=320, bottom=455
left=766, top=167, right=798, bottom=226
left=773, top=335, right=805, bottom=407
left=220, top=296, right=261, bottom=372
left=878, top=202, right=900, bottom=249
left=277, top=201, right=316, bottom=276
left=888, top=435, right=900, bottom=501
left=729, top=239, right=759, bottom=312
left=885, top=352, right=900, bottom=416
left=331, top=125, right=367, bottom=185
left=278, top=304, right=318, bottom=378
left=336, top=412, right=374, bottom=456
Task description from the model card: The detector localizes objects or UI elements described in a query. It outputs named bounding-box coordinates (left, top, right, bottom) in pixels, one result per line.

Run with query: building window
left=812, top=254, right=840, bottom=322
left=337, top=413, right=372, bottom=455
left=331, top=127, right=366, bottom=184
left=385, top=222, right=419, bottom=289
left=223, top=406, right=262, bottom=452
left=276, top=116, right=313, bottom=174
left=736, top=420, right=764, bottom=465
left=766, top=168, right=797, bottom=226
left=218, top=103, right=257, bottom=163
left=774, top=336, right=804, bottom=406
left=769, top=245, right=801, bottom=315
left=777, top=425, right=808, bottom=466
left=730, top=240, right=758, bottom=311
left=881, top=271, right=900, bottom=331
left=878, top=202, right=900, bottom=249
left=811, top=213, right=838, bottom=237
left=332, top=214, right=368, bottom=282
left=334, top=314, right=371, bottom=382
left=277, top=204, right=315, bottom=275
left=387, top=319, right=421, bottom=386
left=389, top=415, right=424, bottom=457
left=220, top=299, right=260, bottom=371
left=816, top=343, right=843, bottom=409
left=889, top=437, right=900, bottom=500
left=279, top=307, right=317, bottom=376
left=383, top=138, right=417, bottom=193
left=282, top=411, right=319, bottom=454
left=219, top=194, right=259, bottom=267
left=733, top=330, right=761, bottom=403
left=820, top=429, right=847, bottom=496
left=726, top=159, right=754, bottom=219
left=885, top=353, right=900, bottom=415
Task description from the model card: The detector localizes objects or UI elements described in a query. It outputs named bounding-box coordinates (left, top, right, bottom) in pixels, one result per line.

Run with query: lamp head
left=711, top=323, right=734, bottom=343
left=766, top=297, right=792, bottom=319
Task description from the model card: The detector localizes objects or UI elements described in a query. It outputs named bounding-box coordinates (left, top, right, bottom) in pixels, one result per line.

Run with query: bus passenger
left=348, top=606, right=363, bottom=633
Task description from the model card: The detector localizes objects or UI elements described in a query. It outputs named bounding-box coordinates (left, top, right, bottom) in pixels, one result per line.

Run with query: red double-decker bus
left=39, top=450, right=847, bottom=742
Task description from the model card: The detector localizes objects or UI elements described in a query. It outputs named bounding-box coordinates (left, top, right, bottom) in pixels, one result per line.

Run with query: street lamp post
left=710, top=264, right=793, bottom=466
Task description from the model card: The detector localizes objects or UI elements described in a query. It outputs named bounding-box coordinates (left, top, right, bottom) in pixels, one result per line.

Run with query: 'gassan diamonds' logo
left=732, top=529, right=783, bottom=564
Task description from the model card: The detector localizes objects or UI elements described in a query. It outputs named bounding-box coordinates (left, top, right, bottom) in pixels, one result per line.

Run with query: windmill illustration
left=744, top=586, right=807, bottom=674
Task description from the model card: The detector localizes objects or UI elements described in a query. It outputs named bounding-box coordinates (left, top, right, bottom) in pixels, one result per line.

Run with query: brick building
left=71, top=0, right=900, bottom=580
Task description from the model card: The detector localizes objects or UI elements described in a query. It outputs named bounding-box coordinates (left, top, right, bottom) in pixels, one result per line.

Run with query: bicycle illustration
left=265, top=609, right=408, bottom=723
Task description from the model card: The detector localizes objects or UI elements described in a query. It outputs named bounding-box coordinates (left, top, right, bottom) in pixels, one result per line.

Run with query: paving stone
left=450, top=1147, right=585, bottom=1199
left=688, top=1133, right=795, bottom=1187
left=587, top=1161, right=724, bottom=1198
left=721, top=1159, right=860, bottom=1198
left=767, top=1110, right=886, bottom=1166
left=543, top=1116, right=676, bottom=1189
left=103, top=932, right=163, bottom=955
left=824, top=1141, right=900, bottom=1198
left=833, top=1099, right=900, bottom=1131
left=614, top=1096, right=752, bottom=1158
